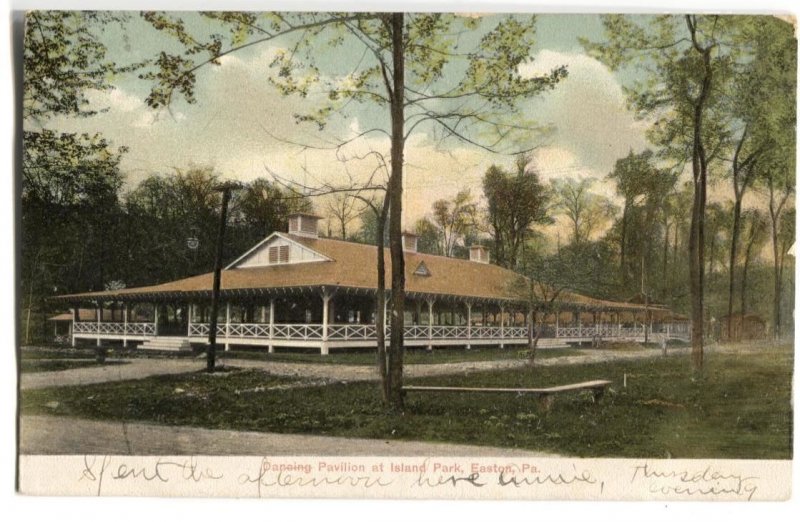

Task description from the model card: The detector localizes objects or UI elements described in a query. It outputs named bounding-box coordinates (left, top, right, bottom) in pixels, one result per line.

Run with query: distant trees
left=483, top=155, right=551, bottom=269
left=124, top=168, right=311, bottom=284
left=429, top=189, right=477, bottom=257
left=22, top=12, right=135, bottom=342
left=550, top=177, right=616, bottom=245
left=739, top=209, right=769, bottom=314
left=325, top=193, right=362, bottom=240
left=413, top=217, right=442, bottom=255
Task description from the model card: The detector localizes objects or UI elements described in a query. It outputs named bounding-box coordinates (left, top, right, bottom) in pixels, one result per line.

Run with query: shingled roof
left=51, top=233, right=663, bottom=312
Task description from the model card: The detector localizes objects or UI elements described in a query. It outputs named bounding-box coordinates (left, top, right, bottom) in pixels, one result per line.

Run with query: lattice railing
left=505, top=326, right=528, bottom=338
left=403, top=325, right=428, bottom=339
left=73, top=322, right=155, bottom=336
left=271, top=324, right=324, bottom=340
left=328, top=324, right=377, bottom=340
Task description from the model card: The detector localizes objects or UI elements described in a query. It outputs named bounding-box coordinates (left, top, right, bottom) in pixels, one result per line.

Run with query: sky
left=31, top=11, right=771, bottom=235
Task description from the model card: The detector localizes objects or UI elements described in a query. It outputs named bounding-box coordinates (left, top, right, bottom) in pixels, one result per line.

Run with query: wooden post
left=186, top=303, right=192, bottom=339
left=321, top=290, right=330, bottom=355
left=466, top=302, right=472, bottom=350
left=207, top=182, right=238, bottom=372
left=123, top=303, right=129, bottom=348
left=71, top=307, right=78, bottom=347
left=555, top=309, right=560, bottom=338
left=225, top=302, right=231, bottom=352
left=427, top=299, right=434, bottom=351
left=268, top=298, right=275, bottom=354
left=499, top=304, right=505, bottom=349
left=96, top=304, right=102, bottom=347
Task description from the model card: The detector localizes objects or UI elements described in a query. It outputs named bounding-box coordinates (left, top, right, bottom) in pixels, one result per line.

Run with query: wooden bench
left=402, top=380, right=612, bottom=410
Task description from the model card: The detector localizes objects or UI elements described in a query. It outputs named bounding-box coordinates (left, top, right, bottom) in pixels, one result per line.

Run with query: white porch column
left=96, top=304, right=102, bottom=347
left=154, top=305, right=159, bottom=336
left=466, top=302, right=472, bottom=350
left=123, top=303, right=129, bottom=347
left=555, top=309, right=560, bottom=338
left=186, top=303, right=192, bottom=339
left=268, top=298, right=275, bottom=354
left=321, top=291, right=331, bottom=355
left=225, top=302, right=231, bottom=351
left=667, top=320, right=671, bottom=339
left=71, top=307, right=78, bottom=347
left=577, top=310, right=582, bottom=337
left=499, top=305, right=505, bottom=349
left=427, top=299, right=434, bottom=351
left=617, top=312, right=622, bottom=337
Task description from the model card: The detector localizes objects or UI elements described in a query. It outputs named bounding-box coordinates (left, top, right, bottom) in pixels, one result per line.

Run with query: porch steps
left=139, top=336, right=192, bottom=352
left=536, top=338, right=570, bottom=349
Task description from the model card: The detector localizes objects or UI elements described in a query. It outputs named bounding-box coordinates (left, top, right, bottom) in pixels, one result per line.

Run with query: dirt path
left=19, top=347, right=692, bottom=390
left=19, top=415, right=555, bottom=457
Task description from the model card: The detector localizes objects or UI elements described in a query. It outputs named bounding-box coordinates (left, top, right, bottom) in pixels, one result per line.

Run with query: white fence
left=73, top=322, right=156, bottom=336
left=77, top=321, right=686, bottom=343
left=186, top=323, right=529, bottom=341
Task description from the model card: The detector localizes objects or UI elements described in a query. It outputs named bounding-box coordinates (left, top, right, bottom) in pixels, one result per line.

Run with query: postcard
left=15, top=5, right=796, bottom=503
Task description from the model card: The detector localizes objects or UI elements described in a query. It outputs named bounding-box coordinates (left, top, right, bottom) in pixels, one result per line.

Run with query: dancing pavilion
left=51, top=213, right=688, bottom=354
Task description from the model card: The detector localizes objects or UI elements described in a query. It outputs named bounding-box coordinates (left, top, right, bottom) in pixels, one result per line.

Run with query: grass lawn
left=221, top=345, right=584, bottom=365
left=20, top=343, right=792, bottom=459
left=21, top=348, right=103, bottom=360
left=20, top=359, right=129, bottom=373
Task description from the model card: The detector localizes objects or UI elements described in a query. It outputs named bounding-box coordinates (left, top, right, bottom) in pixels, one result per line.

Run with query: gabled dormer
left=226, top=233, right=330, bottom=269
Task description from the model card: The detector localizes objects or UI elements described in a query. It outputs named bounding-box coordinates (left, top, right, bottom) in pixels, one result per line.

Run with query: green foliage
left=483, top=155, right=552, bottom=269
left=123, top=168, right=312, bottom=285
left=430, top=189, right=477, bottom=257
left=23, top=11, right=138, bottom=121
left=413, top=217, right=441, bottom=255
left=140, top=12, right=566, bottom=153
left=550, top=177, right=617, bottom=245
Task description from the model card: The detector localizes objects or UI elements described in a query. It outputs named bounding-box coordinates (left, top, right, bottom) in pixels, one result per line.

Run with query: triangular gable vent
left=414, top=261, right=431, bottom=277
left=226, top=233, right=330, bottom=269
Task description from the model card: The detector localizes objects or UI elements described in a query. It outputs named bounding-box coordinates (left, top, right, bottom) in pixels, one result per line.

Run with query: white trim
left=225, top=232, right=333, bottom=269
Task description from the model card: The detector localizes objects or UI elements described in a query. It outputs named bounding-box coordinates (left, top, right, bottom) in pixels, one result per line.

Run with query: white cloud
left=523, top=50, right=651, bottom=176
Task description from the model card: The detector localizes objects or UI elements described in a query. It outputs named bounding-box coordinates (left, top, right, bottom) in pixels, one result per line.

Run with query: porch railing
left=185, top=323, right=530, bottom=341
left=183, top=323, right=688, bottom=341
left=76, top=320, right=686, bottom=342
left=73, top=322, right=156, bottom=336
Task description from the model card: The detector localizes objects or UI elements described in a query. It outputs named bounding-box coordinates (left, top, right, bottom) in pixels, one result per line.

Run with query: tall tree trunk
left=771, top=218, right=782, bottom=339
left=768, top=182, right=789, bottom=339
left=687, top=16, right=712, bottom=371
left=727, top=127, right=757, bottom=341
left=620, top=201, right=628, bottom=285
left=386, top=12, right=406, bottom=411
left=375, top=192, right=390, bottom=402
left=662, top=220, right=670, bottom=291
left=740, top=226, right=756, bottom=316
left=727, top=197, right=742, bottom=340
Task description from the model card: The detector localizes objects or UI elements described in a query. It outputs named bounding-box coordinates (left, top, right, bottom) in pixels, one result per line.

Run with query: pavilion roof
left=51, top=234, right=668, bottom=312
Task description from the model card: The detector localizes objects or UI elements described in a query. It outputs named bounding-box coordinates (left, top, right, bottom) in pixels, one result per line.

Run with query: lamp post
left=207, top=181, right=242, bottom=372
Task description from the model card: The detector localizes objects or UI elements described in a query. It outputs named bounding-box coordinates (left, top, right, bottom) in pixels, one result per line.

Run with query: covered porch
left=64, top=285, right=688, bottom=355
